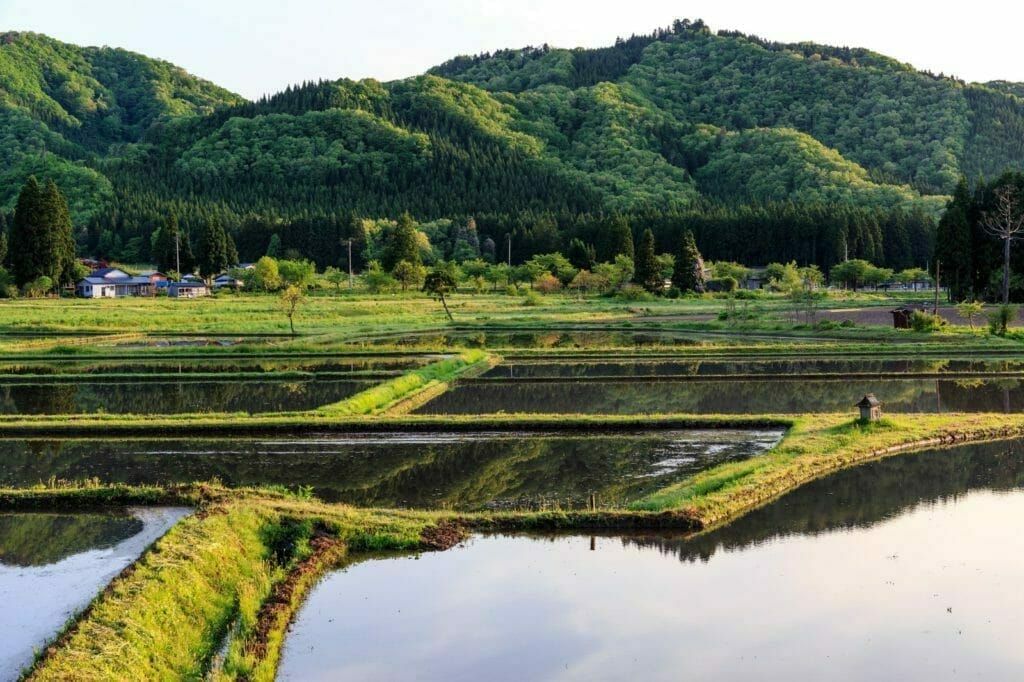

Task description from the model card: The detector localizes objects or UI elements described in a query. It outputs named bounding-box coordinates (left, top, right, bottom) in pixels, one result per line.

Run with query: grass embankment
left=316, top=350, right=495, bottom=416
left=22, top=485, right=455, bottom=682
left=630, top=412, right=1024, bottom=529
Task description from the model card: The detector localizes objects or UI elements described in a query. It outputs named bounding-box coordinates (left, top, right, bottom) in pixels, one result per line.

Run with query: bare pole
left=347, top=239, right=353, bottom=290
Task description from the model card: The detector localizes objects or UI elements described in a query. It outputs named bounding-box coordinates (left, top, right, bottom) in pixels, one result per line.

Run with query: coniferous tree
left=566, top=238, right=596, bottom=270
left=0, top=225, right=8, bottom=267
left=383, top=213, right=422, bottom=270
left=266, top=234, right=282, bottom=258
left=934, top=179, right=973, bottom=301
left=196, top=217, right=231, bottom=279
left=672, top=230, right=706, bottom=293
left=605, top=215, right=634, bottom=262
left=634, top=229, right=662, bottom=292
left=9, top=176, right=45, bottom=287
left=152, top=213, right=181, bottom=273
left=44, top=180, right=76, bottom=287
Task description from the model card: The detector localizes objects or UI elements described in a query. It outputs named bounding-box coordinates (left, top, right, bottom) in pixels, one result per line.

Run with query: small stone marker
left=856, top=394, right=882, bottom=422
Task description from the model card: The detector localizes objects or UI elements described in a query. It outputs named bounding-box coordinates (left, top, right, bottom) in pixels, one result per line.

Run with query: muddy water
left=0, top=508, right=188, bottom=679
left=0, top=431, right=781, bottom=510
left=277, top=440, right=1024, bottom=681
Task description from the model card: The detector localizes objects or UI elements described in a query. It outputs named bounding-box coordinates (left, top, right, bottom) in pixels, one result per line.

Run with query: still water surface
left=0, top=431, right=781, bottom=510
left=418, top=378, right=1024, bottom=414
left=0, top=508, right=188, bottom=680
left=278, top=440, right=1024, bottom=680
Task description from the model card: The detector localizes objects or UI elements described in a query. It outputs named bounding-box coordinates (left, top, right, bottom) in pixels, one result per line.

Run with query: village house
left=213, top=273, right=245, bottom=290
left=168, top=281, right=210, bottom=298
left=75, top=268, right=156, bottom=298
left=139, top=270, right=170, bottom=290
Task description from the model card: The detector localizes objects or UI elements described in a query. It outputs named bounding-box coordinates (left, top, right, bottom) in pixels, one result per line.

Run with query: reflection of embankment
left=622, top=439, right=1024, bottom=563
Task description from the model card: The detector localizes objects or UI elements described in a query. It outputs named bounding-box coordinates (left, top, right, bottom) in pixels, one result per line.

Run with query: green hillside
left=2, top=21, right=1024, bottom=270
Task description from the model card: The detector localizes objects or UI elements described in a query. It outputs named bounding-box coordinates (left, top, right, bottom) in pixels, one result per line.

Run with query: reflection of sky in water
left=0, top=508, right=189, bottom=681
left=280, top=491, right=1024, bottom=681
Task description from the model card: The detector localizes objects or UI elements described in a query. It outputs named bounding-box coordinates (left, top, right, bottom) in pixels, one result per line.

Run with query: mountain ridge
left=1, top=20, right=1022, bottom=271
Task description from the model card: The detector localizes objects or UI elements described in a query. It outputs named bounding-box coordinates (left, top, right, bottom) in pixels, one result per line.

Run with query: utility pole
left=933, top=259, right=940, bottom=314
left=345, top=239, right=353, bottom=289
left=175, top=233, right=180, bottom=279
left=506, top=233, right=511, bottom=267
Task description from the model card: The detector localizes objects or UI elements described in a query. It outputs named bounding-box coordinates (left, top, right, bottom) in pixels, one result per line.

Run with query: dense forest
left=2, top=21, right=1024, bottom=272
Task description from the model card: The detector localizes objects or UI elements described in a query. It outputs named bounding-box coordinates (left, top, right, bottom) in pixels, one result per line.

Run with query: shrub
left=532, top=273, right=562, bottom=293
left=22, top=276, right=53, bottom=298
left=708, top=276, right=737, bottom=292
left=522, top=290, right=543, bottom=306
left=988, top=305, right=1019, bottom=336
left=909, top=310, right=947, bottom=332
left=616, top=284, right=654, bottom=302
left=665, top=286, right=681, bottom=299
left=504, top=284, right=518, bottom=296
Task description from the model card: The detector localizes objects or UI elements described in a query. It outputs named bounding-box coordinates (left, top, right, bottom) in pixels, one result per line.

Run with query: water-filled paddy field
left=0, top=379, right=375, bottom=414
left=278, top=439, right=1024, bottom=681
left=482, top=356, right=1024, bottom=379
left=0, top=356, right=432, bottom=377
left=0, top=508, right=188, bottom=680
left=418, top=376, right=1024, bottom=414
left=0, top=431, right=781, bottom=510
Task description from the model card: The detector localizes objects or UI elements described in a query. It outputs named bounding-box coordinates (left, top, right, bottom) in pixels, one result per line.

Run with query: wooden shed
left=856, top=394, right=882, bottom=422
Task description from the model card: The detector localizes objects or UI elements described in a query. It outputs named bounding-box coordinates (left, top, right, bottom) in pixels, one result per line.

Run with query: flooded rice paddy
left=482, top=356, right=1024, bottom=379
left=0, top=508, right=188, bottom=679
left=418, top=376, right=1024, bottom=414
left=0, top=431, right=781, bottom=510
left=0, top=379, right=374, bottom=414
left=278, top=439, right=1024, bottom=681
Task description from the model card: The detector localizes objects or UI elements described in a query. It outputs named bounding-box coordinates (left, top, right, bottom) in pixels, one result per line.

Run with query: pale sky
left=2, top=0, right=1021, bottom=100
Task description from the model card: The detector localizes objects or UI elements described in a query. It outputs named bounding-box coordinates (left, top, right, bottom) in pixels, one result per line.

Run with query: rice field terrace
left=3, top=294, right=1024, bottom=680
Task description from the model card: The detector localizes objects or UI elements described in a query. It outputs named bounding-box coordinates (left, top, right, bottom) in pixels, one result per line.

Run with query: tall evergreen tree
left=0, top=226, right=8, bottom=267
left=196, top=217, right=231, bottom=279
left=934, top=179, right=973, bottom=301
left=634, top=229, right=662, bottom=292
left=672, top=230, right=706, bottom=293
left=9, top=177, right=74, bottom=288
left=43, top=181, right=76, bottom=287
left=152, top=213, right=182, bottom=273
left=383, top=213, right=422, bottom=270
left=9, top=176, right=45, bottom=287
left=605, top=215, right=634, bottom=261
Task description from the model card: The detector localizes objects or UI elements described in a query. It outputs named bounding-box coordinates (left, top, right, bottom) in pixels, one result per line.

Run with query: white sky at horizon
left=1, top=0, right=1021, bottom=100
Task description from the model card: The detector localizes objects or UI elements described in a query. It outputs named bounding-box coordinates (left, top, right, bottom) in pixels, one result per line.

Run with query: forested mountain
left=2, top=21, right=1024, bottom=271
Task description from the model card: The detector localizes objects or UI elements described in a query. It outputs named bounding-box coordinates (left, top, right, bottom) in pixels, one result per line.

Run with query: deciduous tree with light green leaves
left=423, top=270, right=458, bottom=322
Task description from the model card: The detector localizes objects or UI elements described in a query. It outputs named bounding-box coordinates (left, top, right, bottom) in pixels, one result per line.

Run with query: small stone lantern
left=856, top=394, right=882, bottom=422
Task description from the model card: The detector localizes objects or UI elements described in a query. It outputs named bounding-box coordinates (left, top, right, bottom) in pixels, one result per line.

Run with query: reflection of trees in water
left=0, top=358, right=423, bottom=376
left=485, top=357, right=1024, bottom=380
left=0, top=513, right=142, bottom=566
left=420, top=378, right=1024, bottom=415
left=0, top=434, right=773, bottom=510
left=0, top=380, right=370, bottom=414
left=622, top=439, right=1024, bottom=563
